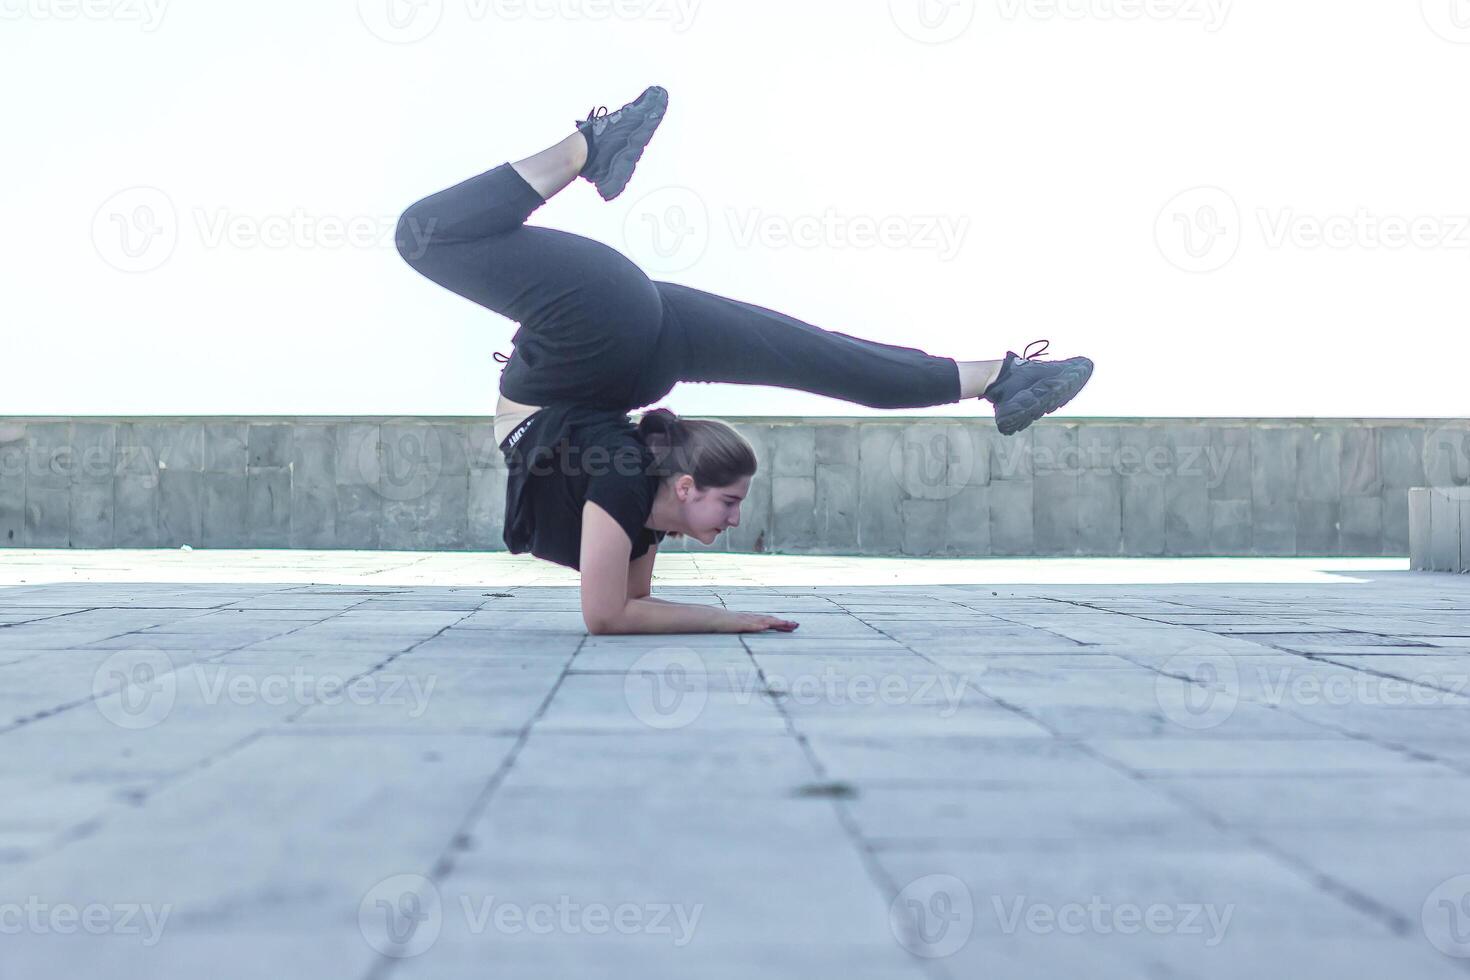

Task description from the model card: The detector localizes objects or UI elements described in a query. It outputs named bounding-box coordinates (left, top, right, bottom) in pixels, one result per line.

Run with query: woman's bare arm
left=581, top=502, right=797, bottom=635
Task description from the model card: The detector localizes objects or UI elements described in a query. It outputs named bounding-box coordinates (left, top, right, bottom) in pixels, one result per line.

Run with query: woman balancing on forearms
left=394, top=85, right=1094, bottom=636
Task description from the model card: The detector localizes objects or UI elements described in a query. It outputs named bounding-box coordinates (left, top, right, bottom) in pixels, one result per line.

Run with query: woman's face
left=676, top=474, right=752, bottom=545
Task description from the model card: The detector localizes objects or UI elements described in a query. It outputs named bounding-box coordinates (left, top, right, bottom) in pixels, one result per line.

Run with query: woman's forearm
left=608, top=597, right=741, bottom=634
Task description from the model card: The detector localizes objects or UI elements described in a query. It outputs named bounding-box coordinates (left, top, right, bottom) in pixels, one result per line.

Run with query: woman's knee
left=395, top=205, right=434, bottom=266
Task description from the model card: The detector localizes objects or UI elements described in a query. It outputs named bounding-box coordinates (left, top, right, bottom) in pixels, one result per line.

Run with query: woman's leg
left=394, top=135, right=665, bottom=409
left=655, top=282, right=1005, bottom=410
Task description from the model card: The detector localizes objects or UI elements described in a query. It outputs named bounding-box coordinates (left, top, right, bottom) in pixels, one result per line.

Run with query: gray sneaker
left=981, top=339, right=1094, bottom=436
left=574, top=85, right=669, bottom=201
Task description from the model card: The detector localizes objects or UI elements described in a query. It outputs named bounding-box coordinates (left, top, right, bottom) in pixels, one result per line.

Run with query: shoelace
left=492, top=351, right=510, bottom=364
left=1021, top=339, right=1050, bottom=361
left=584, top=105, right=610, bottom=127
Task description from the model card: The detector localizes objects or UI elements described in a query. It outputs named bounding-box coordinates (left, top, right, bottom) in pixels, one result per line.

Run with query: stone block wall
left=1409, top=486, right=1470, bottom=572
left=2, top=417, right=1467, bottom=556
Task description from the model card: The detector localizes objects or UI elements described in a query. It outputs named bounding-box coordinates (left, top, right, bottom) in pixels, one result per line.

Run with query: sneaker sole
left=593, top=86, right=669, bottom=201
left=994, top=357, right=1094, bottom=436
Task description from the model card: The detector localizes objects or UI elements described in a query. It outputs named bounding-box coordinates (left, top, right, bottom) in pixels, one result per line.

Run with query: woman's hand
left=728, top=612, right=799, bottom=633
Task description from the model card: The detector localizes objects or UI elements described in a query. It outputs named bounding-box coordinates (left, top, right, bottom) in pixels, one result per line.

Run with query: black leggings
left=394, top=163, right=963, bottom=415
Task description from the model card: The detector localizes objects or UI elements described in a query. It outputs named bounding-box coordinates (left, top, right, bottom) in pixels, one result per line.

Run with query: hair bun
left=637, top=407, right=681, bottom=437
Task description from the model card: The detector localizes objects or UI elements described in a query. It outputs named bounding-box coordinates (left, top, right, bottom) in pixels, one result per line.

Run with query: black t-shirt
left=499, top=404, right=669, bottom=571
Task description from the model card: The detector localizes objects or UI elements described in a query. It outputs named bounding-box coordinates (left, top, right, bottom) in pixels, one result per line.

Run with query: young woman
left=395, top=85, right=1094, bottom=636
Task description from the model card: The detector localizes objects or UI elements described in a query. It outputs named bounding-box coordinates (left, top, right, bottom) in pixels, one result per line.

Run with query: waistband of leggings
left=499, top=412, right=540, bottom=454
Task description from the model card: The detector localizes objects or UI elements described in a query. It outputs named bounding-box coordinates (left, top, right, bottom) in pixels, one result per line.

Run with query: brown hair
left=635, top=408, right=757, bottom=538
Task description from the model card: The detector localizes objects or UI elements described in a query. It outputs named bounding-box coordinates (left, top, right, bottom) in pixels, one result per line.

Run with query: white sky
left=4, top=0, right=1468, bottom=419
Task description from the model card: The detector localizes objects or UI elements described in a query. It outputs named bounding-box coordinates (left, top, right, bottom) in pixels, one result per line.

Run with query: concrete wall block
left=1295, top=500, right=1341, bottom=556
left=1208, top=426, right=1252, bottom=500
left=465, top=422, right=504, bottom=472
left=24, top=485, right=68, bottom=547
left=289, top=426, right=336, bottom=549
left=890, top=421, right=979, bottom=501
left=26, top=421, right=71, bottom=491
left=1379, top=426, right=1426, bottom=490
left=115, top=474, right=159, bottom=548
left=139, top=422, right=203, bottom=474
left=899, top=499, right=946, bottom=556
left=1408, top=489, right=1431, bottom=569
left=468, top=467, right=506, bottom=550
left=1462, top=497, right=1470, bottom=573
left=1122, top=474, right=1165, bottom=556
left=1341, top=427, right=1381, bottom=497
left=69, top=482, right=114, bottom=549
left=1164, top=478, right=1210, bottom=555
left=113, top=423, right=157, bottom=485
left=857, top=426, right=902, bottom=554
left=989, top=480, right=1034, bottom=555
left=1250, top=427, right=1299, bottom=555
left=248, top=467, right=292, bottom=547
left=158, top=470, right=202, bottom=547
left=1035, top=471, right=1081, bottom=554
left=334, top=485, right=381, bottom=550
left=772, top=425, right=816, bottom=478
left=1077, top=425, right=1120, bottom=474
left=380, top=423, right=465, bottom=506
left=382, top=471, right=468, bottom=551
left=1423, top=424, right=1470, bottom=489
left=1209, top=499, right=1252, bottom=555
left=201, top=423, right=247, bottom=474
left=1077, top=472, right=1122, bottom=555
left=1430, top=488, right=1463, bottom=572
left=71, top=423, right=117, bottom=486
left=1030, top=424, right=1075, bottom=473
left=1382, top=487, right=1410, bottom=556
left=335, top=423, right=380, bottom=488
left=814, top=462, right=859, bottom=551
left=989, top=427, right=1034, bottom=482
left=772, top=475, right=817, bottom=550
left=201, top=471, right=249, bottom=548
left=248, top=424, right=292, bottom=469
left=944, top=484, right=990, bottom=556
left=722, top=424, right=773, bottom=554
left=1126, top=425, right=1174, bottom=476
left=1340, top=496, right=1383, bottom=556
left=0, top=423, right=23, bottom=547
left=1165, top=424, right=1210, bottom=473
left=814, top=424, right=859, bottom=468
left=1165, top=425, right=1210, bottom=556
left=1298, top=426, right=1343, bottom=502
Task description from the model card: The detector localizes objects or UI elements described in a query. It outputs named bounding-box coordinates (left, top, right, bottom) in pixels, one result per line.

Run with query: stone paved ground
left=1, top=551, right=1469, bottom=979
